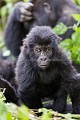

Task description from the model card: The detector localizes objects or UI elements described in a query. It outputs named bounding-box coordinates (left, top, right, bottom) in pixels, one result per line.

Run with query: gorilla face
left=34, top=45, right=52, bottom=70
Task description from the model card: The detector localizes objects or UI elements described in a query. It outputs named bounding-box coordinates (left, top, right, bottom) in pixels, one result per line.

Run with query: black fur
left=16, top=26, right=80, bottom=113
left=0, top=60, right=19, bottom=104
left=0, top=76, right=19, bottom=104
left=0, top=60, right=17, bottom=88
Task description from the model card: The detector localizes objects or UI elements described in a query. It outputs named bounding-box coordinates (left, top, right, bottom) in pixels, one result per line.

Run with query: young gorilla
left=16, top=26, right=80, bottom=114
left=4, top=0, right=80, bottom=57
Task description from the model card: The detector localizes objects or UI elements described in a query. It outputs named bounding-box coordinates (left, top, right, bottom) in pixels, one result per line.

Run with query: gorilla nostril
left=41, top=57, right=47, bottom=61
left=44, top=57, right=47, bottom=61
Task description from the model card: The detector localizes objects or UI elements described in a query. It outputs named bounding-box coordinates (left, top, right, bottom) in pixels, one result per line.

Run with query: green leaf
left=5, top=0, right=12, bottom=3
left=6, top=113, right=12, bottom=120
left=23, top=0, right=29, bottom=2
left=74, top=0, right=80, bottom=5
left=75, top=27, right=80, bottom=33
left=72, top=24, right=78, bottom=31
left=59, top=39, right=72, bottom=50
left=0, top=102, right=7, bottom=115
left=77, top=0, right=80, bottom=5
left=72, top=14, right=80, bottom=21
left=18, top=105, right=29, bottom=120
left=1, top=6, right=7, bottom=17
left=53, top=22, right=68, bottom=35
left=71, top=32, right=80, bottom=45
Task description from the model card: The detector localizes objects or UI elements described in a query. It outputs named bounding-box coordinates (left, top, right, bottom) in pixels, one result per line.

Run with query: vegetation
left=53, top=14, right=80, bottom=64
left=0, top=0, right=80, bottom=119
left=0, top=89, right=80, bottom=120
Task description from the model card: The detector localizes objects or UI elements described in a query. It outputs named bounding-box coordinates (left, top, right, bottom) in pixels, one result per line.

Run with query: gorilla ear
left=57, top=37, right=62, bottom=43
left=43, top=3, right=51, bottom=14
left=23, top=39, right=28, bottom=49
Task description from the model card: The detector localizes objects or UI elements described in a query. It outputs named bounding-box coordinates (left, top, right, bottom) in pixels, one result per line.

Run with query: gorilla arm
left=16, top=50, right=42, bottom=108
left=4, top=2, right=33, bottom=57
left=60, top=58, right=80, bottom=114
left=0, top=76, right=19, bottom=104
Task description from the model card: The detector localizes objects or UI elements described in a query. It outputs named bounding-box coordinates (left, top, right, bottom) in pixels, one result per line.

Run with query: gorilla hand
left=14, top=2, right=33, bottom=22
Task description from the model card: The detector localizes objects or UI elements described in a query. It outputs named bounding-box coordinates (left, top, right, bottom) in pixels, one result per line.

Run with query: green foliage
left=72, top=14, right=80, bottom=21
left=53, top=14, right=80, bottom=64
left=1, top=6, right=8, bottom=18
left=74, top=0, right=80, bottom=6
left=0, top=0, right=29, bottom=29
left=39, top=108, right=51, bottom=120
left=53, top=22, right=68, bottom=35
left=23, top=0, right=29, bottom=2
left=0, top=90, right=79, bottom=119
left=5, top=0, right=13, bottom=3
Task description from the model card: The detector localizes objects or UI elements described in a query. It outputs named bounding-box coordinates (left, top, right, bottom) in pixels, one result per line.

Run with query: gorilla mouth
left=39, top=64, right=48, bottom=69
left=40, top=65, right=47, bottom=67
left=39, top=62, right=50, bottom=69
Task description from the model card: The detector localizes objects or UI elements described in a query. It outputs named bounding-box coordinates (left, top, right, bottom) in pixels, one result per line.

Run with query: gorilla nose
left=40, top=57, right=47, bottom=61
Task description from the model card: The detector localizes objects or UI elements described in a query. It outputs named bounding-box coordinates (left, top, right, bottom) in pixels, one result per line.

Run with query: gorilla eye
left=46, top=47, right=52, bottom=52
left=35, top=48, right=41, bottom=53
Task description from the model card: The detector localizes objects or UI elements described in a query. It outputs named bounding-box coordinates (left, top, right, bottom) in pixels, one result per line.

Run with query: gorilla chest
left=37, top=82, right=61, bottom=97
left=38, top=69, right=58, bottom=84
left=37, top=72, right=61, bottom=97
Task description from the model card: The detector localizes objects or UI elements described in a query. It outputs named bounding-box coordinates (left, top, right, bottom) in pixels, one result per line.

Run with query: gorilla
left=4, top=0, right=80, bottom=57
left=0, top=60, right=18, bottom=104
left=16, top=26, right=80, bottom=113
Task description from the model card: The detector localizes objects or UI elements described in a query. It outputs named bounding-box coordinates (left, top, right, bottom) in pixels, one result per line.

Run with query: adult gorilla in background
left=16, top=26, right=80, bottom=114
left=4, top=0, right=80, bottom=57
left=0, top=60, right=18, bottom=104
left=0, top=76, right=18, bottom=104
